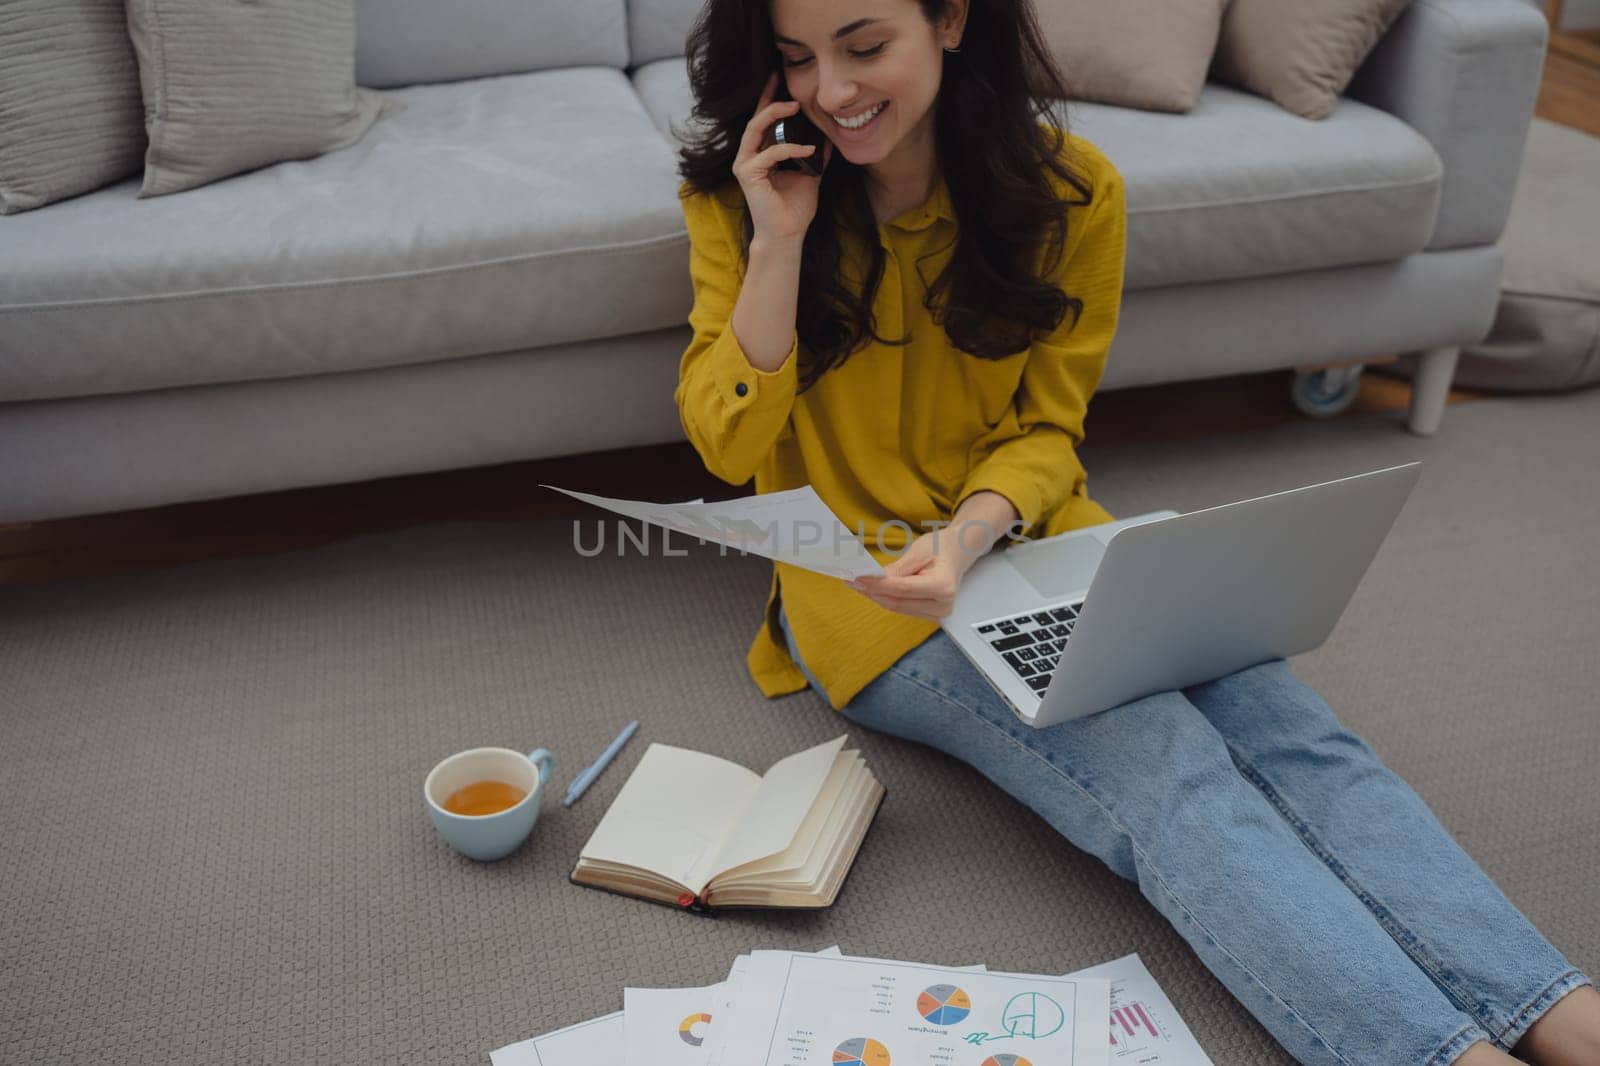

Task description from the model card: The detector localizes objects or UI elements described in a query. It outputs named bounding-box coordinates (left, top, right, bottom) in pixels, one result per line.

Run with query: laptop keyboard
left=974, top=603, right=1082, bottom=696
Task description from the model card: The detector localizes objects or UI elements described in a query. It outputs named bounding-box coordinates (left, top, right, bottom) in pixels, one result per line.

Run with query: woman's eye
left=780, top=44, right=885, bottom=68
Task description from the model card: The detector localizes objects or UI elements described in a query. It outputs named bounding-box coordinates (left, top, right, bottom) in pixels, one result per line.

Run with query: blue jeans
left=777, top=604, right=1590, bottom=1065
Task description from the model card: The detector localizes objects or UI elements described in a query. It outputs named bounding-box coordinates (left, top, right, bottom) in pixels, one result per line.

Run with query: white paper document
left=542, top=484, right=883, bottom=581
left=625, top=983, right=725, bottom=1066
left=695, top=946, right=845, bottom=1065
left=492, top=949, right=1197, bottom=1066
left=490, top=1010, right=624, bottom=1066
left=1064, top=954, right=1211, bottom=1065
left=698, top=949, right=987, bottom=1066
left=711, top=950, right=1110, bottom=1066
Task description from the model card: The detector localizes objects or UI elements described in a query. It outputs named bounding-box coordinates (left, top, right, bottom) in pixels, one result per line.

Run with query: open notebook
left=570, top=736, right=884, bottom=911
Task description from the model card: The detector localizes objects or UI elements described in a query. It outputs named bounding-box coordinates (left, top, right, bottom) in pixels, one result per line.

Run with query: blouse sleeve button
left=735, top=382, right=749, bottom=397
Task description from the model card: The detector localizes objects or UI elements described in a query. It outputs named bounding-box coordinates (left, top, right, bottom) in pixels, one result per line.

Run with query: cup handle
left=527, top=747, right=555, bottom=787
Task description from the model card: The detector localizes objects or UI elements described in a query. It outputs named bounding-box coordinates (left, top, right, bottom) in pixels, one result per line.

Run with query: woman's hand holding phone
left=734, top=71, right=834, bottom=246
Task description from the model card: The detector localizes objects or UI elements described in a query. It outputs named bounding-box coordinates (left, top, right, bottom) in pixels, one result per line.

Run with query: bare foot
left=1513, top=982, right=1600, bottom=1066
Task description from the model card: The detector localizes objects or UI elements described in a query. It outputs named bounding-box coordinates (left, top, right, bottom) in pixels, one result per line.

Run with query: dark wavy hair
left=675, top=0, right=1093, bottom=393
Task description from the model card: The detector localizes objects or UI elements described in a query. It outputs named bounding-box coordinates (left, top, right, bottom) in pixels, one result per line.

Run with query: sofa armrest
left=1348, top=0, right=1548, bottom=251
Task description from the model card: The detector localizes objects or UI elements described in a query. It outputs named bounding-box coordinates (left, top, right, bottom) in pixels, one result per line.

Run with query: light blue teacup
left=424, top=746, right=555, bottom=861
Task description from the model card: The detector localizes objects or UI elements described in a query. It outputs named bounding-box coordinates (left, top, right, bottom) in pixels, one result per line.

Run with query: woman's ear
left=941, top=0, right=969, bottom=48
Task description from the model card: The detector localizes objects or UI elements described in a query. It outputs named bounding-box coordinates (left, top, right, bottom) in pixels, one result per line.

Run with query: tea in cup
left=424, top=747, right=554, bottom=861
left=442, top=779, right=527, bottom=816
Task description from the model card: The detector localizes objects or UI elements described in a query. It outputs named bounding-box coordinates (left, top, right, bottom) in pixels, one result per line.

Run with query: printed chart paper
left=542, top=484, right=883, bottom=581
left=490, top=1010, right=624, bottom=1066
left=714, top=951, right=1109, bottom=1066
left=700, top=947, right=843, bottom=1065
left=1065, top=955, right=1211, bottom=1065
left=701, top=950, right=986, bottom=1066
left=698, top=952, right=756, bottom=1066
left=624, top=982, right=725, bottom=1066
left=493, top=949, right=1211, bottom=1066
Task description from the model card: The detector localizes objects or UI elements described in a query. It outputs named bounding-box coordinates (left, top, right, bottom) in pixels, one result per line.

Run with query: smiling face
left=770, top=0, right=964, bottom=190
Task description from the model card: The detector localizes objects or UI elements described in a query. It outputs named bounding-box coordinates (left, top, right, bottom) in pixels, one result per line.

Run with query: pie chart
left=980, top=1056, right=1033, bottom=1066
left=678, top=1012, right=711, bottom=1046
left=916, top=984, right=972, bottom=1025
left=1002, top=991, right=1065, bottom=1039
left=832, top=1037, right=891, bottom=1066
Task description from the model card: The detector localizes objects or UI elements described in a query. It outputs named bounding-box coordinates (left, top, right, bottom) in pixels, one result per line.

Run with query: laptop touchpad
left=1007, top=537, right=1105, bottom=599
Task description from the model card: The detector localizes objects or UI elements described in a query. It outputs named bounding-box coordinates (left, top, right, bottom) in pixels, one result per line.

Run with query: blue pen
left=563, top=720, right=640, bottom=807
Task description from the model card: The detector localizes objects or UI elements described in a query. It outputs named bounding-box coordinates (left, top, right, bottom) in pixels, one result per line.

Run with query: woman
left=671, top=0, right=1598, bottom=1062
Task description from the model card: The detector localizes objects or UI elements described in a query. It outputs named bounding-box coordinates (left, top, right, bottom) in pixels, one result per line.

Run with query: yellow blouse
left=675, top=131, right=1126, bottom=711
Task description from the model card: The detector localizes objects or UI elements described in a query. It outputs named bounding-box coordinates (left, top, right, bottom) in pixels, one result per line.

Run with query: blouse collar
left=880, top=174, right=955, bottom=233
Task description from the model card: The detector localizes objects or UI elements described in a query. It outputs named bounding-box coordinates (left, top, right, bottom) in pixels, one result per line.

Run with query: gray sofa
left=0, top=0, right=1549, bottom=524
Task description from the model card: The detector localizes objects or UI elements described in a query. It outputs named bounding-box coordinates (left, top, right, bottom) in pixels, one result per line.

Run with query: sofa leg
left=1408, top=346, right=1459, bottom=436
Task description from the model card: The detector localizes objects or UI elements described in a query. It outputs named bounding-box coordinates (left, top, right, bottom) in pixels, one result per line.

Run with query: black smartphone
left=770, top=72, right=828, bottom=177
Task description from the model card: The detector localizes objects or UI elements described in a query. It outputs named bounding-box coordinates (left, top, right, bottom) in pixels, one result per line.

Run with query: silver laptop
left=941, top=463, right=1422, bottom=727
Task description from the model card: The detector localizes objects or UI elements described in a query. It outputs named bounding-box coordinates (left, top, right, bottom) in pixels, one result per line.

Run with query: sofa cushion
left=355, top=0, right=629, bottom=89
left=628, top=0, right=703, bottom=70
left=1067, top=87, right=1442, bottom=288
left=0, top=67, right=690, bottom=403
left=635, top=59, right=1443, bottom=290
left=126, top=0, right=383, bottom=198
left=1214, top=0, right=1413, bottom=121
left=1033, top=0, right=1229, bottom=114
left=0, top=0, right=146, bottom=215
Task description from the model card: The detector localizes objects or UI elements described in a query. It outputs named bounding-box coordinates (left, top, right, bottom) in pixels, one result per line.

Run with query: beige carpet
left=1, top=389, right=1595, bottom=1064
